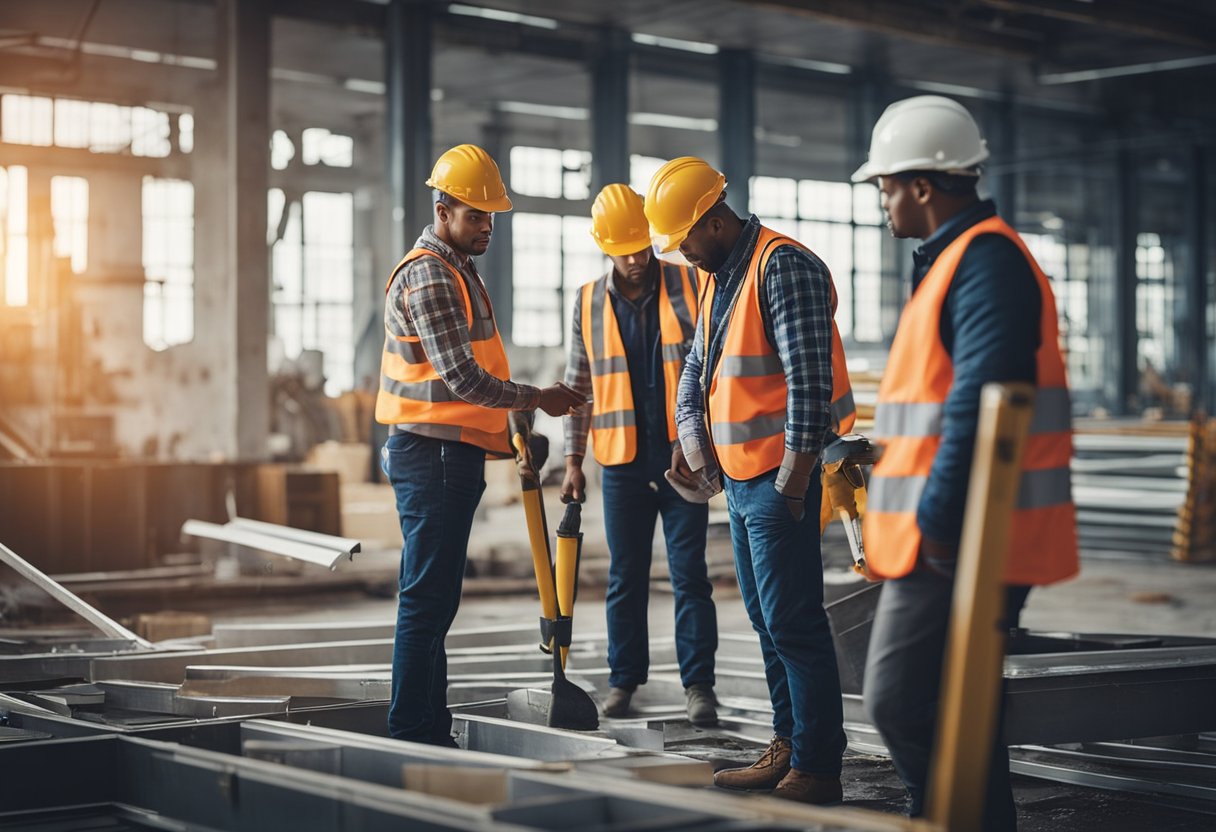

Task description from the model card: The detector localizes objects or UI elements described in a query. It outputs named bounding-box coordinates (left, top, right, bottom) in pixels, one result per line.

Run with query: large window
left=510, top=146, right=590, bottom=200
left=3, top=94, right=177, bottom=157
left=509, top=145, right=606, bottom=347
left=1023, top=233, right=1096, bottom=392
left=270, top=189, right=355, bottom=394
left=142, top=177, right=195, bottom=350
left=750, top=176, right=885, bottom=342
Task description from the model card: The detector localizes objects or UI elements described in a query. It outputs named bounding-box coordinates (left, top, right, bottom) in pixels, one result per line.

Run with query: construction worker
left=855, top=96, right=1079, bottom=829
left=561, top=184, right=719, bottom=726
left=376, top=144, right=583, bottom=746
left=649, top=157, right=856, bottom=805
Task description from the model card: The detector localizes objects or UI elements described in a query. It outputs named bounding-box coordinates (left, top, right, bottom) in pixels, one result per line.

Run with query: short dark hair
left=433, top=189, right=457, bottom=207
left=894, top=169, right=980, bottom=196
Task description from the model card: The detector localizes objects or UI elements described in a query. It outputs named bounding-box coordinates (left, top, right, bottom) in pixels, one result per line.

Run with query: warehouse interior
left=1, top=1, right=1215, bottom=830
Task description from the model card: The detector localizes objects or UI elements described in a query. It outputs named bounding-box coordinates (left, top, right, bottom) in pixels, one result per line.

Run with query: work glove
left=774, top=448, right=817, bottom=521
left=664, top=465, right=723, bottom=504
left=667, top=439, right=723, bottom=503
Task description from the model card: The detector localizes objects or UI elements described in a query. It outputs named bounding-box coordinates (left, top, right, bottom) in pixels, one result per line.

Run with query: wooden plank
left=925, top=383, right=1034, bottom=830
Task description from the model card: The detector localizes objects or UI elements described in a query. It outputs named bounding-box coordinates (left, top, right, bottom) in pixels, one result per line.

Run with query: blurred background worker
left=376, top=144, right=583, bottom=746
left=856, top=96, right=1079, bottom=830
left=649, top=157, right=855, bottom=806
left=562, top=184, right=719, bottom=726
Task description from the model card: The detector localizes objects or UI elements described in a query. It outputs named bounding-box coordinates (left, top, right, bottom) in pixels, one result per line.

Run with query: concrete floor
left=204, top=545, right=1216, bottom=831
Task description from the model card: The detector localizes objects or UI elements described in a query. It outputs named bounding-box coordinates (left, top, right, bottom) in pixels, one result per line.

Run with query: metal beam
left=589, top=27, right=630, bottom=194
left=181, top=518, right=359, bottom=570
left=746, top=0, right=1044, bottom=59
left=385, top=0, right=433, bottom=264
left=1115, top=149, right=1141, bottom=414
left=0, top=542, right=152, bottom=648
left=718, top=48, right=756, bottom=217
left=977, top=0, right=1216, bottom=51
left=1187, top=144, right=1210, bottom=414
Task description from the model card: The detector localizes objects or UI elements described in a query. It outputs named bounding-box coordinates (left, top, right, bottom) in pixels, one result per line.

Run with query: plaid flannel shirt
left=676, top=215, right=835, bottom=465
left=384, top=226, right=540, bottom=410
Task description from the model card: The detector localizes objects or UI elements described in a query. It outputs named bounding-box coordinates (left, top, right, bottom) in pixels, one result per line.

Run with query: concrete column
left=718, top=49, right=755, bottom=217
left=590, top=27, right=630, bottom=194
left=224, top=0, right=270, bottom=460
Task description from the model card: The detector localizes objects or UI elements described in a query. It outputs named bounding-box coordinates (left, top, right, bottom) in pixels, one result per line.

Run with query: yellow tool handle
left=513, top=433, right=558, bottom=624
left=555, top=533, right=579, bottom=668
left=522, top=490, right=559, bottom=622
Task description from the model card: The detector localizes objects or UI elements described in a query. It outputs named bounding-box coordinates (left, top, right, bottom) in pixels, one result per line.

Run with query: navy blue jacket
left=912, top=200, right=1042, bottom=545
left=609, top=277, right=669, bottom=470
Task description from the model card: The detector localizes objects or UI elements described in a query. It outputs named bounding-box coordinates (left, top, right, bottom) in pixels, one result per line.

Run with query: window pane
left=512, top=213, right=563, bottom=346
left=751, top=176, right=797, bottom=218
left=799, top=180, right=852, bottom=222
left=51, top=176, right=89, bottom=274
left=852, top=183, right=883, bottom=226
left=562, top=214, right=606, bottom=346
left=629, top=155, right=665, bottom=194
left=1, top=95, right=53, bottom=146
left=511, top=147, right=563, bottom=198
left=142, top=177, right=195, bottom=349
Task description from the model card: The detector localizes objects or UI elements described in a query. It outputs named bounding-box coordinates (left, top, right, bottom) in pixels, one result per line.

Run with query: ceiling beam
left=743, top=0, right=1045, bottom=59
left=977, top=0, right=1216, bottom=51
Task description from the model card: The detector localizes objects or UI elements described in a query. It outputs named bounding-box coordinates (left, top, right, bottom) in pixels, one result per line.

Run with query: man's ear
left=435, top=201, right=450, bottom=225
left=706, top=215, right=724, bottom=236
left=912, top=177, right=933, bottom=204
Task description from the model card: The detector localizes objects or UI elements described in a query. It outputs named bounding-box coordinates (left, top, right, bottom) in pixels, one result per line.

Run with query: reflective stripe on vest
left=861, top=216, right=1079, bottom=586
left=702, top=226, right=855, bottom=480
left=374, top=247, right=512, bottom=456
left=581, top=261, right=698, bottom=466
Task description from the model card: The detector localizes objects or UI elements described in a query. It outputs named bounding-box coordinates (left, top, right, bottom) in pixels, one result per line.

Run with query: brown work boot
left=771, top=768, right=844, bottom=806
left=712, top=735, right=791, bottom=791
left=601, top=686, right=634, bottom=718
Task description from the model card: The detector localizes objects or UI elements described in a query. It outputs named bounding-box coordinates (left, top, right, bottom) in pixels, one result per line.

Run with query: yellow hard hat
left=643, top=156, right=726, bottom=253
left=589, top=184, right=651, bottom=257
left=426, top=144, right=513, bottom=213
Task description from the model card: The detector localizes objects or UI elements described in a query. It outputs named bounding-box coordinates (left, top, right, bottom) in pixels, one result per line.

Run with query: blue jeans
left=864, top=568, right=1030, bottom=829
left=602, top=456, right=717, bottom=690
left=381, top=431, right=486, bottom=743
left=724, top=466, right=846, bottom=775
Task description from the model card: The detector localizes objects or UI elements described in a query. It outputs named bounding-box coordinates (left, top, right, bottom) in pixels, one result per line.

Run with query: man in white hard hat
left=376, top=144, right=583, bottom=746
left=855, top=97, right=1078, bottom=830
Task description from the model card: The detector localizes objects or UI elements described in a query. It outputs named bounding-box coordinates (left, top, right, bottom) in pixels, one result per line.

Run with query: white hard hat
left=851, top=95, right=989, bottom=183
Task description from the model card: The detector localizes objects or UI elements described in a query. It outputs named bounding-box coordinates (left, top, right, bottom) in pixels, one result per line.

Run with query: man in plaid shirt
left=376, top=144, right=581, bottom=747
left=646, top=157, right=847, bottom=805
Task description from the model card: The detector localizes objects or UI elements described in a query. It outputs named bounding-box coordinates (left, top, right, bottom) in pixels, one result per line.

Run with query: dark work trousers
left=381, top=431, right=486, bottom=744
left=601, top=452, right=717, bottom=690
left=864, top=567, right=1032, bottom=830
left=723, top=466, right=847, bottom=776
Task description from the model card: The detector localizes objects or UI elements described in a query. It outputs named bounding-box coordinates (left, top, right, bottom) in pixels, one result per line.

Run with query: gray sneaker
left=685, top=682, right=718, bottom=727
left=601, top=686, right=634, bottom=718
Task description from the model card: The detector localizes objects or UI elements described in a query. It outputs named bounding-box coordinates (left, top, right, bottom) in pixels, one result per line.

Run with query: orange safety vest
left=862, top=216, right=1079, bottom=585
left=580, top=262, right=699, bottom=466
left=701, top=226, right=856, bottom=480
left=374, top=247, right=513, bottom=456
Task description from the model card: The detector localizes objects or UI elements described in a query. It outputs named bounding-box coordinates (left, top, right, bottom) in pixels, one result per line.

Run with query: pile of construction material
left=1173, top=416, right=1216, bottom=563
left=1071, top=421, right=1189, bottom=559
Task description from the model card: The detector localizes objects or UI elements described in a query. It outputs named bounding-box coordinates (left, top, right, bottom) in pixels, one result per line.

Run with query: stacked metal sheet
left=1071, top=431, right=1189, bottom=559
